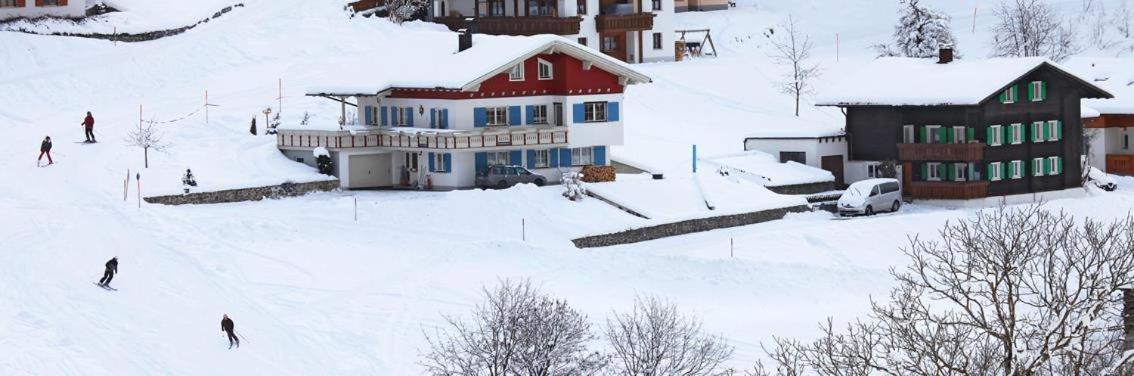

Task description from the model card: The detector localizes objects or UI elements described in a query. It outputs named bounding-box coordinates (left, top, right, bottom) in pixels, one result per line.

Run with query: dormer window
left=1000, top=85, right=1018, bottom=104
left=537, top=59, right=553, bottom=80
left=1028, top=81, right=1047, bottom=101
left=509, top=64, right=524, bottom=81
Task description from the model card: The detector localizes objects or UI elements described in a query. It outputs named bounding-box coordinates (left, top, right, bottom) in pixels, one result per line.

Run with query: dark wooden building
left=816, top=49, right=1112, bottom=200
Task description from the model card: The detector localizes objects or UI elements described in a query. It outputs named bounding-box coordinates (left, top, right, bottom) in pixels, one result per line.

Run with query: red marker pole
left=136, top=173, right=141, bottom=208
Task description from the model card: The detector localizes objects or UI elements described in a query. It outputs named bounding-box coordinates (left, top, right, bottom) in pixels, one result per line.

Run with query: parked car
left=476, top=165, right=547, bottom=189
left=838, top=178, right=902, bottom=216
left=1087, top=166, right=1118, bottom=191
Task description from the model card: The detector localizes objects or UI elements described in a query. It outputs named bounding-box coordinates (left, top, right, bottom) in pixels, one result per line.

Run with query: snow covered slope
left=2, top=0, right=1133, bottom=375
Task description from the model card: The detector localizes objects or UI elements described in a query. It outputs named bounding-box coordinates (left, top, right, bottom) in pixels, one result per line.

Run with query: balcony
left=595, top=12, right=655, bottom=32
left=433, top=16, right=583, bottom=36
left=907, top=181, right=990, bottom=200
left=897, top=143, right=985, bottom=162
left=277, top=126, right=570, bottom=152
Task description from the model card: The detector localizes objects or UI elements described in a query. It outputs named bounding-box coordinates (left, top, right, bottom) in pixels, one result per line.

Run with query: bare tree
left=385, top=0, right=429, bottom=23
left=421, top=279, right=606, bottom=376
left=125, top=119, right=170, bottom=168
left=606, top=296, right=734, bottom=376
left=748, top=337, right=806, bottom=376
left=766, top=15, right=820, bottom=117
left=991, top=0, right=1080, bottom=61
left=756, top=204, right=1134, bottom=376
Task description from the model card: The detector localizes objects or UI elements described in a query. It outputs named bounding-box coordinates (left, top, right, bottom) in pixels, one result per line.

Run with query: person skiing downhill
left=81, top=111, right=96, bottom=143
left=221, top=314, right=239, bottom=349
left=38, top=136, right=53, bottom=166
left=98, top=257, right=117, bottom=287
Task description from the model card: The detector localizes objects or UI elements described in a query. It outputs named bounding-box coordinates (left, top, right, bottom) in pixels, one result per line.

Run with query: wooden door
left=600, top=33, right=627, bottom=62
left=1107, top=155, right=1134, bottom=175
left=820, top=155, right=845, bottom=187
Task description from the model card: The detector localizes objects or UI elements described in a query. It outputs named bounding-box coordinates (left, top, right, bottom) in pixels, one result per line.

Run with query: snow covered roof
left=816, top=57, right=1111, bottom=107
left=1064, top=57, right=1134, bottom=116
left=704, top=151, right=835, bottom=187
left=306, top=34, right=651, bottom=96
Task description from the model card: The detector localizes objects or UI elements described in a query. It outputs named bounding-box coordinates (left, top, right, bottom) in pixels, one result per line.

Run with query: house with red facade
left=0, top=0, right=85, bottom=20
left=276, top=33, right=651, bottom=190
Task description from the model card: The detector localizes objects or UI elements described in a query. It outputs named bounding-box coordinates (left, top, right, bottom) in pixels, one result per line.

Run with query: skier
left=182, top=169, right=197, bottom=193
left=38, top=136, right=53, bottom=166
left=221, top=314, right=239, bottom=348
left=81, top=111, right=96, bottom=143
left=98, top=257, right=118, bottom=287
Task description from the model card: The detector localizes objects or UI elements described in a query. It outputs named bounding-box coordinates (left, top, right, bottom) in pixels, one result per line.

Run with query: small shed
left=743, top=128, right=850, bottom=187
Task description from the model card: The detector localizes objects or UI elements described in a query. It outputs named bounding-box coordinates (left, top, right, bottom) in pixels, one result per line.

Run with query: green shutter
left=987, top=127, right=994, bottom=145
left=1012, top=85, right=1019, bottom=102
left=1042, top=122, right=1050, bottom=141
left=1004, top=125, right=1012, bottom=144
left=921, top=127, right=929, bottom=144
left=945, top=164, right=953, bottom=181
left=1027, top=82, right=1035, bottom=101
left=937, top=127, right=947, bottom=144
left=1000, top=90, right=1008, bottom=104
left=1003, top=162, right=1008, bottom=180
left=1055, top=121, right=1062, bottom=140
left=966, top=127, right=975, bottom=143
left=1041, top=82, right=1047, bottom=100
left=1057, top=156, right=1063, bottom=174
left=987, top=163, right=995, bottom=181
left=921, top=163, right=929, bottom=181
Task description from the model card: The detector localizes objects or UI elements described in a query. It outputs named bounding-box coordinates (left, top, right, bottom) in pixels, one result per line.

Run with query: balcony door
left=553, top=103, right=563, bottom=126
left=480, top=0, right=506, bottom=16
left=526, top=0, right=558, bottom=16
left=600, top=32, right=628, bottom=62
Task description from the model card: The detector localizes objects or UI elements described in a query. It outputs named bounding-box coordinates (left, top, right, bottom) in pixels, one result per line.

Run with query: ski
left=93, top=282, right=116, bottom=291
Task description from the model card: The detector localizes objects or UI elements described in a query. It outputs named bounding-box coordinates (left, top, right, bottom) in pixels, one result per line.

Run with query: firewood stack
left=580, top=165, right=616, bottom=183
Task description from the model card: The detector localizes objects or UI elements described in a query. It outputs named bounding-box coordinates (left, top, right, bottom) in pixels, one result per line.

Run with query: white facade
left=743, top=136, right=852, bottom=185
left=0, top=1, right=85, bottom=20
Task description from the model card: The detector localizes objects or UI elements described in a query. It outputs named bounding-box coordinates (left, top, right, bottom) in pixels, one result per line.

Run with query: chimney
left=1124, top=289, right=1134, bottom=351
left=458, top=18, right=476, bottom=52
left=938, top=47, right=954, bottom=64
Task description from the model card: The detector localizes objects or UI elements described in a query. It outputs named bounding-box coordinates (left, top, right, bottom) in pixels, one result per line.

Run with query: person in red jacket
left=81, top=111, right=96, bottom=143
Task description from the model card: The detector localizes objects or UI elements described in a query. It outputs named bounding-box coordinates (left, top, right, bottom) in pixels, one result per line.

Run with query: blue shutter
left=550, top=148, right=559, bottom=167
left=428, top=152, right=436, bottom=172
left=364, top=106, right=373, bottom=125
left=475, top=152, right=488, bottom=173
left=430, top=109, right=436, bottom=129
left=380, top=106, right=388, bottom=126
left=406, top=107, right=415, bottom=127
left=525, top=105, right=534, bottom=125
left=474, top=108, right=487, bottom=128
left=510, top=150, right=522, bottom=165
left=607, top=102, right=619, bottom=122
left=441, top=109, right=449, bottom=129
left=594, top=146, right=606, bottom=165
left=390, top=108, right=397, bottom=127
left=527, top=150, right=536, bottom=169
left=509, top=106, right=521, bottom=126
left=573, top=103, right=585, bottom=123
left=560, top=148, right=572, bottom=166
left=443, top=153, right=452, bottom=172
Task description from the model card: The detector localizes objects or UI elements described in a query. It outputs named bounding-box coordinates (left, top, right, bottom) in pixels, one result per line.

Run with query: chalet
left=0, top=0, right=85, bottom=20
left=674, top=0, right=729, bottom=12
left=276, top=33, right=651, bottom=190
left=428, top=0, right=675, bottom=64
left=1065, top=58, right=1134, bottom=176
left=816, top=49, right=1112, bottom=201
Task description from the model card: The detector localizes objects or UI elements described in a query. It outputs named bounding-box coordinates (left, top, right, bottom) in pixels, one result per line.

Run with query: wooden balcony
left=907, top=181, right=989, bottom=200
left=897, top=143, right=985, bottom=162
left=595, top=12, right=655, bottom=32
left=277, top=126, right=570, bottom=152
left=433, top=16, right=583, bottom=36
left=1107, top=154, right=1134, bottom=175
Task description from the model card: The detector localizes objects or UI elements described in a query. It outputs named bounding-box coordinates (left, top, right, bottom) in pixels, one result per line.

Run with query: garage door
left=821, top=155, right=845, bottom=187
left=348, top=154, right=392, bottom=188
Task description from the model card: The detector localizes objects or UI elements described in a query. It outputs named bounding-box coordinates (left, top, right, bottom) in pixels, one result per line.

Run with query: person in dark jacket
left=98, top=257, right=117, bottom=287
left=38, top=136, right=53, bottom=165
left=81, top=112, right=96, bottom=142
left=221, top=314, right=239, bottom=348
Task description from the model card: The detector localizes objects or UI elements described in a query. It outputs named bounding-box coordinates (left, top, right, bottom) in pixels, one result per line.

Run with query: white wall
left=641, top=0, right=675, bottom=63
left=744, top=137, right=850, bottom=183
left=358, top=92, right=624, bottom=133
left=0, top=2, right=85, bottom=20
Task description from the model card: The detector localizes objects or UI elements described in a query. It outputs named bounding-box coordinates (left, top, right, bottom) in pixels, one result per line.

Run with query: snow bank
left=704, top=151, right=834, bottom=187
left=587, top=173, right=806, bottom=223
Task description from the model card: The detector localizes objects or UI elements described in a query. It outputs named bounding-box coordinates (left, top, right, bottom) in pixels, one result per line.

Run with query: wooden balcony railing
left=277, top=127, right=570, bottom=151
left=595, top=12, right=655, bottom=32
left=897, top=143, right=985, bottom=162
left=907, top=181, right=990, bottom=200
left=1107, top=154, right=1134, bottom=175
left=433, top=16, right=583, bottom=36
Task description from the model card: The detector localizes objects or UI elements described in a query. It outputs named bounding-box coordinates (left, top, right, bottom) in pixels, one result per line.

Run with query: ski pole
left=236, top=330, right=248, bottom=343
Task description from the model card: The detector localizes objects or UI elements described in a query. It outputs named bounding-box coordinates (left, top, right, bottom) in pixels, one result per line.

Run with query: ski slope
left=1, top=0, right=1133, bottom=374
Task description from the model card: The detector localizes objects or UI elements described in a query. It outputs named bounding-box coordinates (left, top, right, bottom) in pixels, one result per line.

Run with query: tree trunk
left=144, top=147, right=149, bottom=168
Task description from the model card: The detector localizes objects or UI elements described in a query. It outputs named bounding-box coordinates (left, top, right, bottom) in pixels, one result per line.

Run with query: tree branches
left=766, top=15, right=819, bottom=117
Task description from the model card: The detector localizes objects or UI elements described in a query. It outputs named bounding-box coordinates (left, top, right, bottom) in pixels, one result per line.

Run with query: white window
left=1010, top=123, right=1023, bottom=145
left=867, top=163, right=880, bottom=178
left=927, top=162, right=941, bottom=181
left=1048, top=156, right=1061, bottom=175
left=989, top=125, right=1002, bottom=146
left=1046, top=120, right=1059, bottom=141
left=990, top=162, right=1003, bottom=181
left=369, top=107, right=380, bottom=126
left=1011, top=160, right=1023, bottom=179
left=1030, top=81, right=1044, bottom=101
left=953, top=126, right=967, bottom=144
left=397, top=107, right=411, bottom=126
left=1033, top=157, right=1045, bottom=176
left=926, top=125, right=941, bottom=144
left=486, top=107, right=508, bottom=126
left=486, top=151, right=511, bottom=166
left=537, top=59, right=553, bottom=80
left=902, top=125, right=915, bottom=144
left=434, top=153, right=448, bottom=173
left=1031, top=121, right=1044, bottom=143
left=572, top=147, right=593, bottom=166
left=534, top=150, right=550, bottom=168
left=531, top=105, right=548, bottom=124
left=954, top=163, right=968, bottom=181
left=1003, top=86, right=1017, bottom=103
left=0, top=0, right=18, bottom=7
left=584, top=102, right=607, bottom=122
left=509, top=64, right=524, bottom=81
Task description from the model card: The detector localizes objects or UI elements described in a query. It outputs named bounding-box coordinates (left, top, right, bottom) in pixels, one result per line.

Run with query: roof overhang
left=458, top=40, right=652, bottom=92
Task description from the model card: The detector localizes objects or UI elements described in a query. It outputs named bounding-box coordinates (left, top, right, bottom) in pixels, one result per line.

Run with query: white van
left=838, top=178, right=902, bottom=216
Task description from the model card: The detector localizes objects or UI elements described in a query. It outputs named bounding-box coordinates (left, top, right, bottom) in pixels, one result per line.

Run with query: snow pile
left=1, top=0, right=245, bottom=34
left=704, top=151, right=834, bottom=187
left=587, top=173, right=806, bottom=222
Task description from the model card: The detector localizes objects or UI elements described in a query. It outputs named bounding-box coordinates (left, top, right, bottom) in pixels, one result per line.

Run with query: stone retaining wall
left=144, top=179, right=339, bottom=205
left=1, top=4, right=243, bottom=43
left=766, top=181, right=835, bottom=195
left=572, top=205, right=810, bottom=248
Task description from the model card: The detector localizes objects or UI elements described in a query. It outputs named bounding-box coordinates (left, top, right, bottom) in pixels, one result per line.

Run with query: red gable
left=388, top=53, right=623, bottom=99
